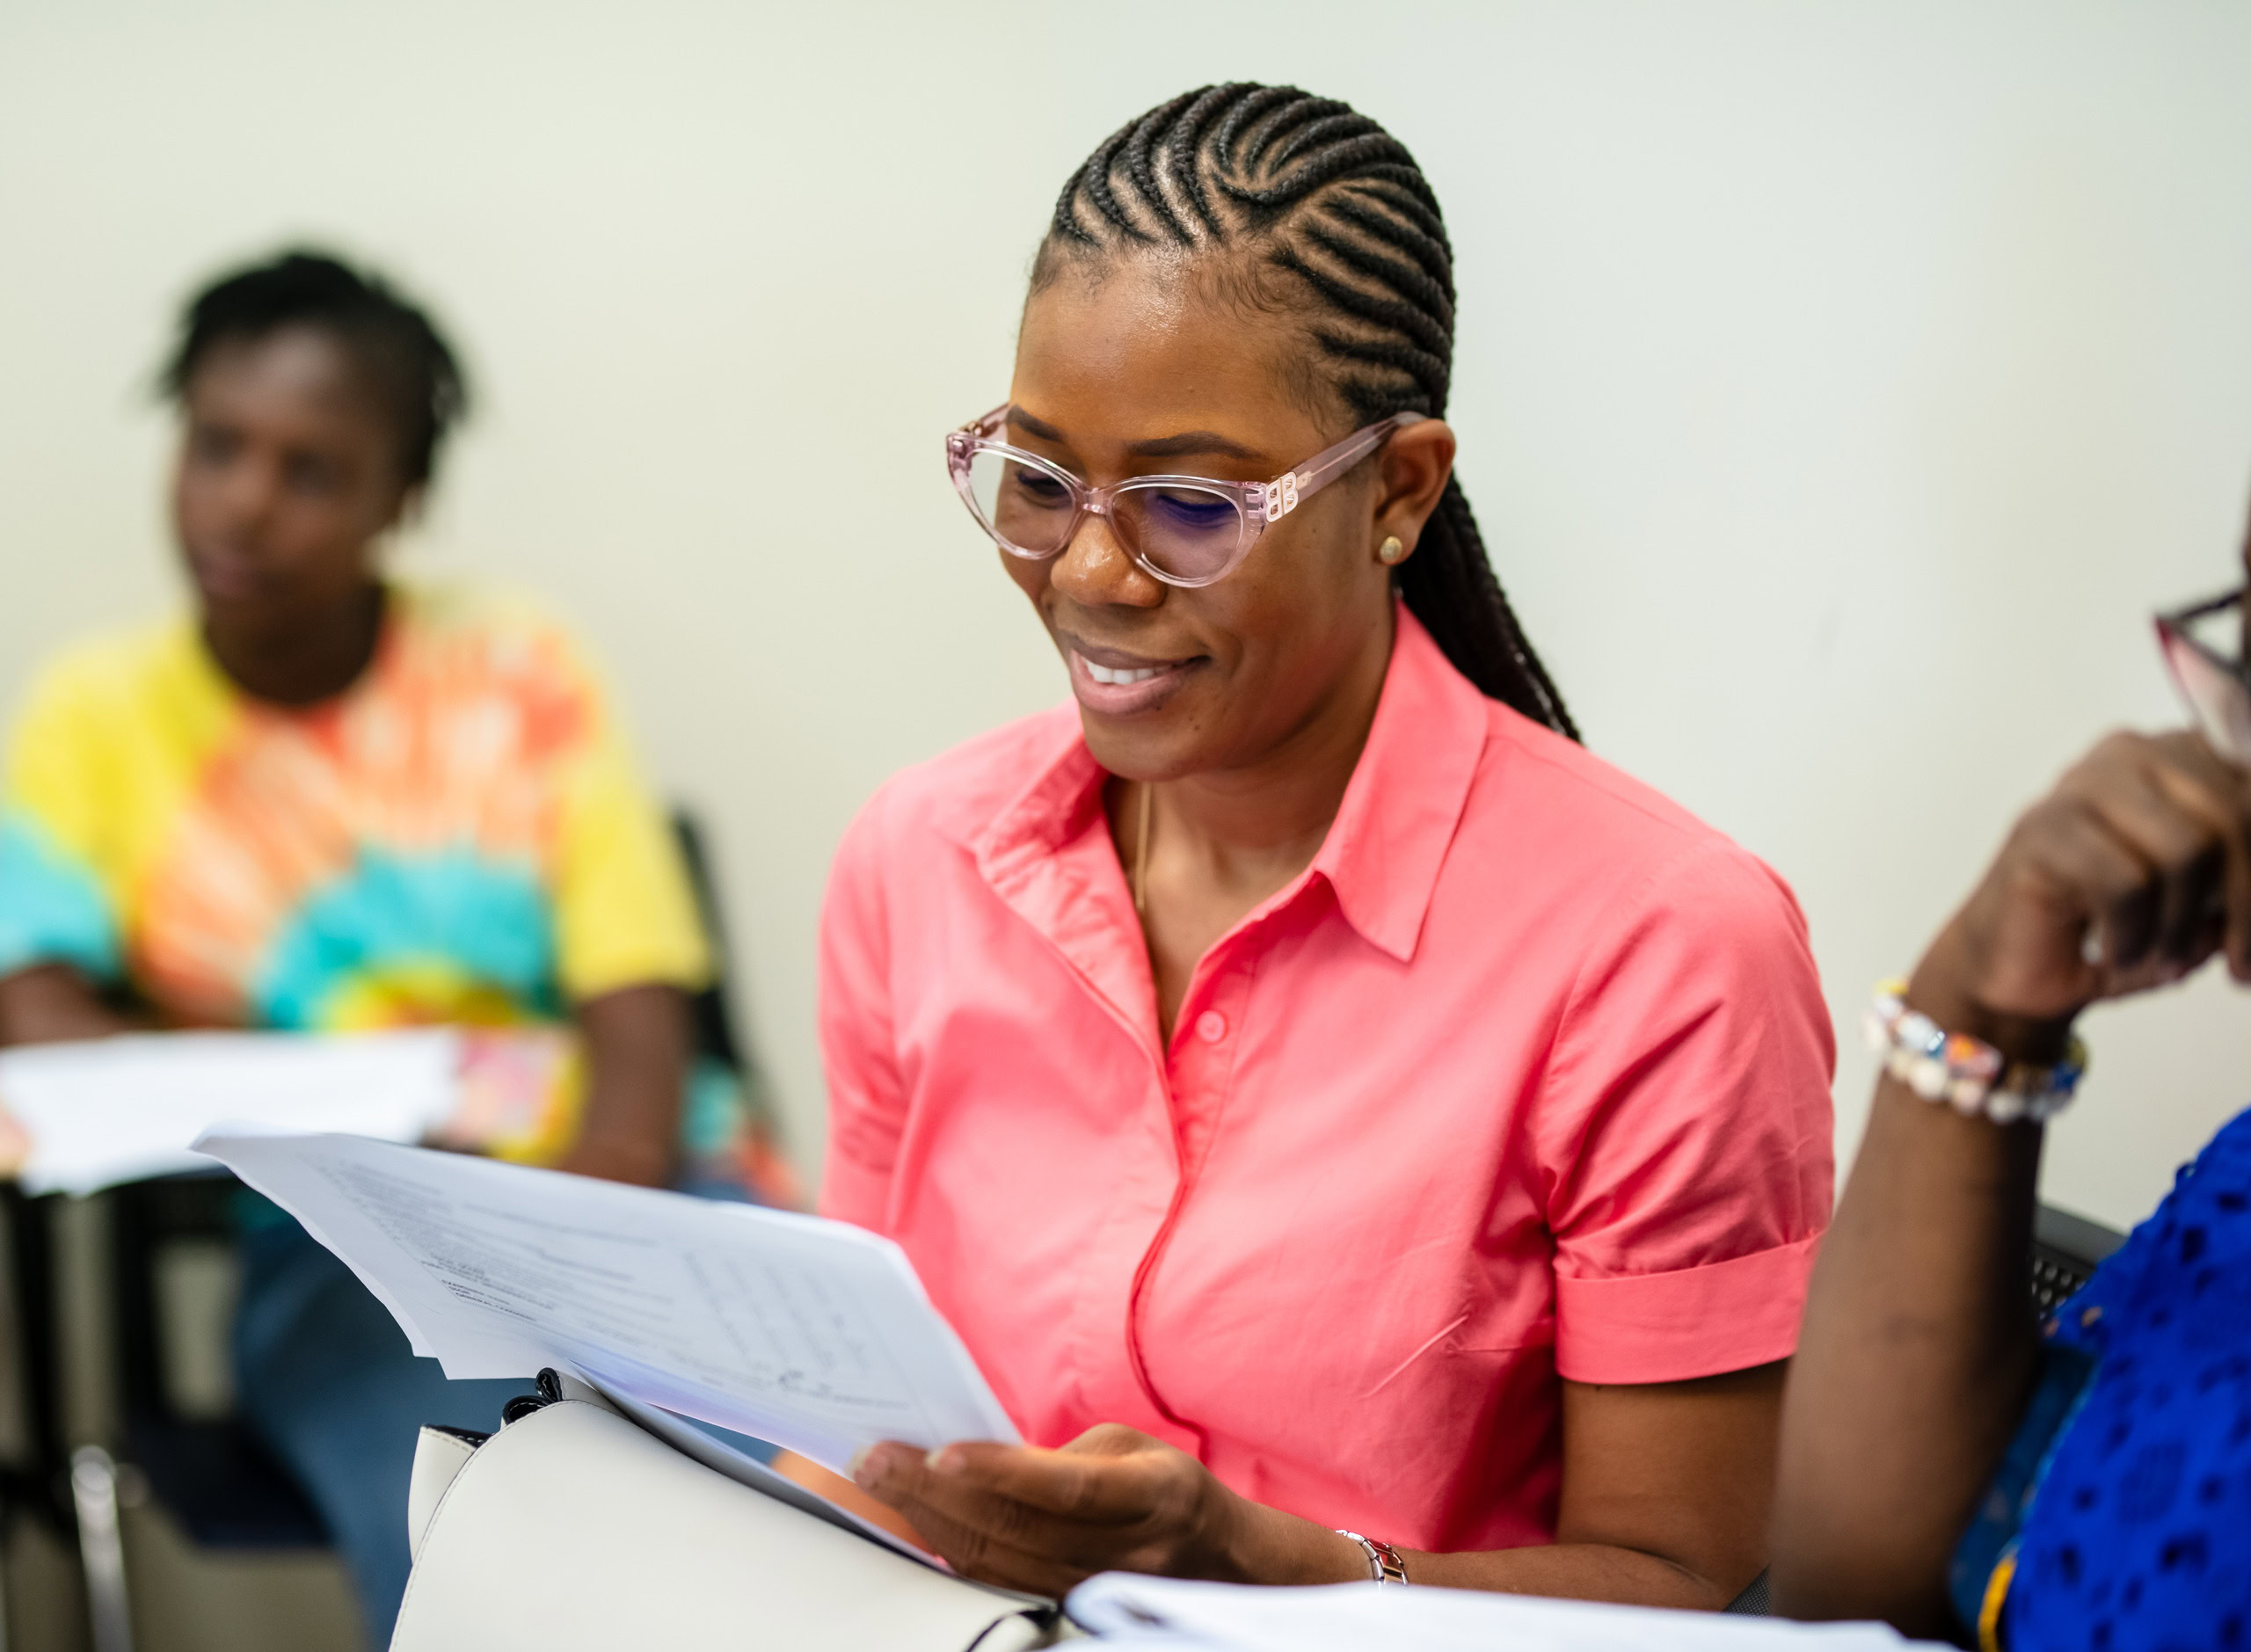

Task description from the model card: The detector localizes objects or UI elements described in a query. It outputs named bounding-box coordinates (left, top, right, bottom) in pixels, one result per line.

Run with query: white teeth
left=1082, top=658, right=1162, bottom=686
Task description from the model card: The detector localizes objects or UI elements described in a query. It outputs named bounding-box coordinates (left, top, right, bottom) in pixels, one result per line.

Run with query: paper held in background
left=193, top=1128, right=1021, bottom=1474
left=1065, top=1575, right=1944, bottom=1652
left=0, top=1030, right=462, bottom=1195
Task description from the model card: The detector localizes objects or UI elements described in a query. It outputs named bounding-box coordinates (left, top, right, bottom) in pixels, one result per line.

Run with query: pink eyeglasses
left=2158, top=587, right=2251, bottom=763
left=946, top=404, right=1425, bottom=589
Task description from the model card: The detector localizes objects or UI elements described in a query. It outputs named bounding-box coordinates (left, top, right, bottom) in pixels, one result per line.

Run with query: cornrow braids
left=1036, top=84, right=1577, bottom=740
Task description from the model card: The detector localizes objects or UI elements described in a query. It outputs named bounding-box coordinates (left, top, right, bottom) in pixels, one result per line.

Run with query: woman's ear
left=387, top=482, right=427, bottom=535
left=1372, top=420, right=1456, bottom=564
left=362, top=481, right=425, bottom=571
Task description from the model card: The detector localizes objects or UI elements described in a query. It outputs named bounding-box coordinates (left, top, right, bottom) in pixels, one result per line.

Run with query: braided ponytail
left=1402, top=481, right=1577, bottom=737
left=1038, top=84, right=1577, bottom=739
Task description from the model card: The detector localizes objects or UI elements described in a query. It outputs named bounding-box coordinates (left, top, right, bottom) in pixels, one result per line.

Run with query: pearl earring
left=1378, top=535, right=1406, bottom=564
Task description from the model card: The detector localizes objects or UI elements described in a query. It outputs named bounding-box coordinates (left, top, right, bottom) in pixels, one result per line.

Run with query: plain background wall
left=4, top=1, right=2250, bottom=1230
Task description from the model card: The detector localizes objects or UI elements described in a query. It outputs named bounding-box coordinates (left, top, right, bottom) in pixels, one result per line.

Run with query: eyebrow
left=1126, top=429, right=1262, bottom=461
left=1007, top=405, right=1263, bottom=462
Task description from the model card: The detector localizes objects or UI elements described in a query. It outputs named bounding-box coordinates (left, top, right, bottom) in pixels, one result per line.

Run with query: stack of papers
left=0, top=1030, right=460, bottom=1194
left=1065, top=1575, right=1941, bottom=1652
left=194, top=1128, right=1019, bottom=1477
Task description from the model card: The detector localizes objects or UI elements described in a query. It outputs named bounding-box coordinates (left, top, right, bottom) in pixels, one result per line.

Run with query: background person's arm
left=1767, top=1018, right=2045, bottom=1633
left=0, top=962, right=695, bottom=1186
left=1770, top=730, right=2251, bottom=1631
left=849, top=1363, right=1783, bottom=1605
left=552, top=981, right=690, bottom=1188
left=0, top=961, right=144, bottom=1046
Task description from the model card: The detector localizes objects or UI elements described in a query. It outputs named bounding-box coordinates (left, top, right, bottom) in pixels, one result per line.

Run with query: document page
left=0, top=1030, right=458, bottom=1195
left=1066, top=1576, right=1941, bottom=1652
left=195, top=1129, right=1019, bottom=1473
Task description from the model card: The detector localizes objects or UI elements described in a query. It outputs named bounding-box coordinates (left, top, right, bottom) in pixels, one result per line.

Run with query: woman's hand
left=1910, top=730, right=2251, bottom=1048
left=849, top=1424, right=1362, bottom=1598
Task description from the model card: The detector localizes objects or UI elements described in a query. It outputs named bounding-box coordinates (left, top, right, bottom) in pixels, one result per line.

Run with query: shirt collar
left=1301, top=605, right=1490, bottom=963
left=965, top=604, right=1490, bottom=966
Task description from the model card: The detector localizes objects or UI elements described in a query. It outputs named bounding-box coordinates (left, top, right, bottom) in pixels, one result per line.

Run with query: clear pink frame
left=945, top=404, right=1427, bottom=588
left=2158, top=587, right=2251, bottom=763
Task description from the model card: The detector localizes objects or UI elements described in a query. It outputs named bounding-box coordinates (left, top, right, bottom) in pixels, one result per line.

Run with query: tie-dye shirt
left=0, top=585, right=794, bottom=1202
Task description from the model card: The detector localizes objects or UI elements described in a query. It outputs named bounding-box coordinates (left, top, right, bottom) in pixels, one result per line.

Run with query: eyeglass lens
left=2161, top=623, right=2251, bottom=764
left=963, top=448, right=1246, bottom=582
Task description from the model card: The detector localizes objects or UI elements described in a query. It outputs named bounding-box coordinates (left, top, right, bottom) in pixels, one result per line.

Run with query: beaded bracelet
left=1863, top=979, right=2086, bottom=1124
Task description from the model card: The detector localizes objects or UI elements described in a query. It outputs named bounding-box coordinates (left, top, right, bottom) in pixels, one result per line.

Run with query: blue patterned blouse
left=1951, top=1105, right=2251, bottom=1652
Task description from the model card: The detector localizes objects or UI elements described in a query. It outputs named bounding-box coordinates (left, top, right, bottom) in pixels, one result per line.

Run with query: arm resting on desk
left=0, top=962, right=144, bottom=1047
left=851, top=1363, right=1786, bottom=1606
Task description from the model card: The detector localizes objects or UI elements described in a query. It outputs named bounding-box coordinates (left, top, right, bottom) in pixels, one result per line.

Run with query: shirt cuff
left=1554, top=1231, right=1824, bottom=1384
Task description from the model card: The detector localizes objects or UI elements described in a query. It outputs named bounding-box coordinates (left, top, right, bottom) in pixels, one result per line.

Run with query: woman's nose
left=1051, top=508, right=1163, bottom=609
left=211, top=455, right=286, bottom=538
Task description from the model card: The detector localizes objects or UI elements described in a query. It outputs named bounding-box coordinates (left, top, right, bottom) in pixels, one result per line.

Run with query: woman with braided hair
left=817, top=84, right=1834, bottom=1605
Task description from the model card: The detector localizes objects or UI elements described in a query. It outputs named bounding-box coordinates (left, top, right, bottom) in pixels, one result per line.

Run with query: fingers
left=2144, top=733, right=2251, bottom=979
left=2001, top=795, right=2150, bottom=980
left=926, top=1432, right=1166, bottom=1522
left=857, top=1455, right=1095, bottom=1597
left=849, top=1442, right=1118, bottom=1592
left=2061, top=751, right=2214, bottom=971
left=2060, top=732, right=2251, bottom=980
left=849, top=1431, right=1210, bottom=1596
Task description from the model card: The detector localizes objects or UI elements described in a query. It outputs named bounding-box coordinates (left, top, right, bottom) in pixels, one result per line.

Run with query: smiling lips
left=186, top=548, right=264, bottom=603
left=1082, top=659, right=1163, bottom=687
left=1067, top=644, right=1201, bottom=717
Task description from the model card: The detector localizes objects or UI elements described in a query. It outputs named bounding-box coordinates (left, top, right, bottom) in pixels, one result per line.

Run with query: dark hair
left=1037, top=84, right=1576, bottom=739
left=160, top=249, right=469, bottom=488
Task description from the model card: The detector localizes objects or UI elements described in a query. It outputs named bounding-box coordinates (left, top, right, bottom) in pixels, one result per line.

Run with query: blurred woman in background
left=0, top=250, right=793, bottom=1641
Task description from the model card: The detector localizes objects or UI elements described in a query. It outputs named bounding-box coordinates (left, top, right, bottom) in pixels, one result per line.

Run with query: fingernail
left=926, top=1446, right=964, bottom=1475
left=849, top=1446, right=878, bottom=1488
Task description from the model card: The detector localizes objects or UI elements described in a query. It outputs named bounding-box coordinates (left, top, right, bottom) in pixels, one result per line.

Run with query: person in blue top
left=1772, top=510, right=2251, bottom=1651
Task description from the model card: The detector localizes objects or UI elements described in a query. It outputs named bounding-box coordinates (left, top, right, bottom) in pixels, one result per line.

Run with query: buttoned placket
left=1158, top=935, right=1257, bottom=1183
left=977, top=783, right=1322, bottom=1449
left=1111, top=914, right=1266, bottom=1453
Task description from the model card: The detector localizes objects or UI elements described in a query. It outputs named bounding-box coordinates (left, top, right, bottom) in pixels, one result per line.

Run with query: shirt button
left=1194, top=1010, right=1227, bottom=1044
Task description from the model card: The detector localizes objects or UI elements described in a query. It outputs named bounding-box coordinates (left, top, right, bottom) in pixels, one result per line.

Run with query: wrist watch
left=1336, top=1529, right=1409, bottom=1585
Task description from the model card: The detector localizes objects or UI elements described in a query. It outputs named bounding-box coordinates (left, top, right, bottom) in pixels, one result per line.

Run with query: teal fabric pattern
left=0, top=811, right=120, bottom=984
left=253, top=846, right=559, bottom=1030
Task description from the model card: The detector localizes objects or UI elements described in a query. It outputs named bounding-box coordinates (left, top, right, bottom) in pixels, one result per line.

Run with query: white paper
left=193, top=1129, right=1020, bottom=1473
left=1066, top=1576, right=1941, bottom=1652
left=0, top=1030, right=458, bottom=1195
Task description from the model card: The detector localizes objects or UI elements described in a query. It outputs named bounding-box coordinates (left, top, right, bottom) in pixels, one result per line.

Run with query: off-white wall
left=4, top=1, right=2249, bottom=1230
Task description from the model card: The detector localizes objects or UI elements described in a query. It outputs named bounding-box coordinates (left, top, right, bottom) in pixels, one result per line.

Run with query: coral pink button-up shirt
left=819, top=610, right=1833, bottom=1553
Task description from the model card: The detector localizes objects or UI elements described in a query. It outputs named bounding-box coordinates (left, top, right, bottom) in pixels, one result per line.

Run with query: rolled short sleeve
left=548, top=671, right=710, bottom=1004
left=816, top=784, right=907, bottom=1233
left=0, top=659, right=127, bottom=984
left=1536, top=838, right=1836, bottom=1384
